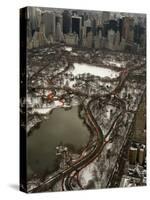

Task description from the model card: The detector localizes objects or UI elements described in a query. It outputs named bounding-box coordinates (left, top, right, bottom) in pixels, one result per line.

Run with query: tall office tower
left=102, top=11, right=110, bottom=24
left=41, top=11, right=55, bottom=39
left=55, top=15, right=64, bottom=42
left=39, top=21, right=45, bottom=34
left=95, top=13, right=103, bottom=27
left=86, top=31, right=93, bottom=48
left=55, top=22, right=64, bottom=42
left=101, top=37, right=107, bottom=48
left=84, top=18, right=92, bottom=36
left=122, top=17, right=134, bottom=42
left=83, top=12, right=89, bottom=21
left=118, top=18, right=123, bottom=42
left=140, top=28, right=146, bottom=48
left=109, top=19, right=118, bottom=32
left=138, top=148, right=145, bottom=165
left=80, top=14, right=84, bottom=26
left=107, top=29, right=115, bottom=50
left=134, top=24, right=142, bottom=44
left=91, top=17, right=97, bottom=36
left=128, top=147, right=138, bottom=165
left=94, top=35, right=100, bottom=49
left=114, top=30, right=120, bottom=50
left=103, top=22, right=109, bottom=38
left=56, top=15, right=63, bottom=31
left=63, top=10, right=72, bottom=34
left=81, top=26, right=86, bottom=39
left=98, top=28, right=103, bottom=39
left=134, top=23, right=146, bottom=48
left=72, top=10, right=78, bottom=16
left=96, top=29, right=102, bottom=48
left=27, top=7, right=41, bottom=35
left=27, top=18, right=32, bottom=43
left=72, top=16, right=82, bottom=38
left=109, top=13, right=117, bottom=20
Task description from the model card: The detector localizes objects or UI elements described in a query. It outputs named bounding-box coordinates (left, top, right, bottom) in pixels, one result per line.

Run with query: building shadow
left=9, top=184, right=19, bottom=191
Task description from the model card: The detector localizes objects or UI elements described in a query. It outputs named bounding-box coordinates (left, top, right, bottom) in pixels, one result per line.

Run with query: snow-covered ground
left=64, top=46, right=72, bottom=52
left=27, top=101, right=64, bottom=133
left=27, top=96, right=42, bottom=107
left=79, top=162, right=96, bottom=188
left=72, top=63, right=120, bottom=78
left=32, top=101, right=63, bottom=115
left=71, top=52, right=78, bottom=56
left=27, top=116, right=41, bottom=133
left=103, top=60, right=126, bottom=68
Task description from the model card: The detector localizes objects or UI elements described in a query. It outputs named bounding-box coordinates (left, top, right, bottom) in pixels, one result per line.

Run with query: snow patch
left=72, top=63, right=119, bottom=78
left=64, top=46, right=72, bottom=52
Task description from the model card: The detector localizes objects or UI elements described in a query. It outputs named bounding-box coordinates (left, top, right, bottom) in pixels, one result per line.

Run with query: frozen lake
left=72, top=63, right=120, bottom=78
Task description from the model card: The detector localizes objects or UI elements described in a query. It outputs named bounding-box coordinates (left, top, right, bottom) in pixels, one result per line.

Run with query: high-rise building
left=56, top=15, right=63, bottom=31
left=27, top=18, right=32, bottom=42
left=27, top=7, right=41, bottom=35
left=122, top=17, right=134, bottom=42
left=102, top=11, right=110, bottom=24
left=84, top=18, right=92, bottom=36
left=91, top=18, right=97, bottom=36
left=108, top=19, right=118, bottom=32
left=72, top=16, right=82, bottom=38
left=118, top=18, right=123, bottom=41
left=98, top=28, right=102, bottom=39
left=103, top=22, right=109, bottom=38
left=114, top=30, right=120, bottom=50
left=138, top=148, right=145, bottom=165
left=41, top=11, right=56, bottom=39
left=86, top=31, right=93, bottom=48
left=94, top=35, right=100, bottom=49
left=56, top=22, right=64, bottom=42
left=63, top=10, right=72, bottom=34
left=107, top=29, right=115, bottom=50
left=134, top=24, right=142, bottom=44
left=128, top=147, right=138, bottom=165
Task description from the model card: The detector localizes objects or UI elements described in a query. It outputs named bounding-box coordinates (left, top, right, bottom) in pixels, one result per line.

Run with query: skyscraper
left=107, top=29, right=115, bottom=50
left=128, top=147, right=138, bottom=165
left=114, top=30, right=121, bottom=50
left=63, top=10, right=72, bottom=34
left=102, top=11, right=110, bottom=24
left=27, top=7, right=41, bottom=35
left=41, top=11, right=55, bottom=38
left=56, top=22, right=64, bottom=42
left=122, top=17, right=134, bottom=42
left=72, top=16, right=82, bottom=38
left=138, top=148, right=145, bottom=165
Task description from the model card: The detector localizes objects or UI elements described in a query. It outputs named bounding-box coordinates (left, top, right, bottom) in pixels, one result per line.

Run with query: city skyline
left=20, top=6, right=146, bottom=193
left=27, top=7, right=146, bottom=53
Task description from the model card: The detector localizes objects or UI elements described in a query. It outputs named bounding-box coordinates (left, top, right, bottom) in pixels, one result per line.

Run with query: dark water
left=27, top=106, right=90, bottom=178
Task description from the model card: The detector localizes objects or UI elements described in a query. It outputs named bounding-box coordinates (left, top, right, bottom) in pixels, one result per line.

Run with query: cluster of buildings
left=27, top=7, right=146, bottom=53
left=128, top=144, right=145, bottom=166
left=119, top=142, right=146, bottom=187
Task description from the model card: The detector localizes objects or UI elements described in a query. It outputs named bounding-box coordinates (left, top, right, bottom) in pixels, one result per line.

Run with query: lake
left=27, top=106, right=90, bottom=178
